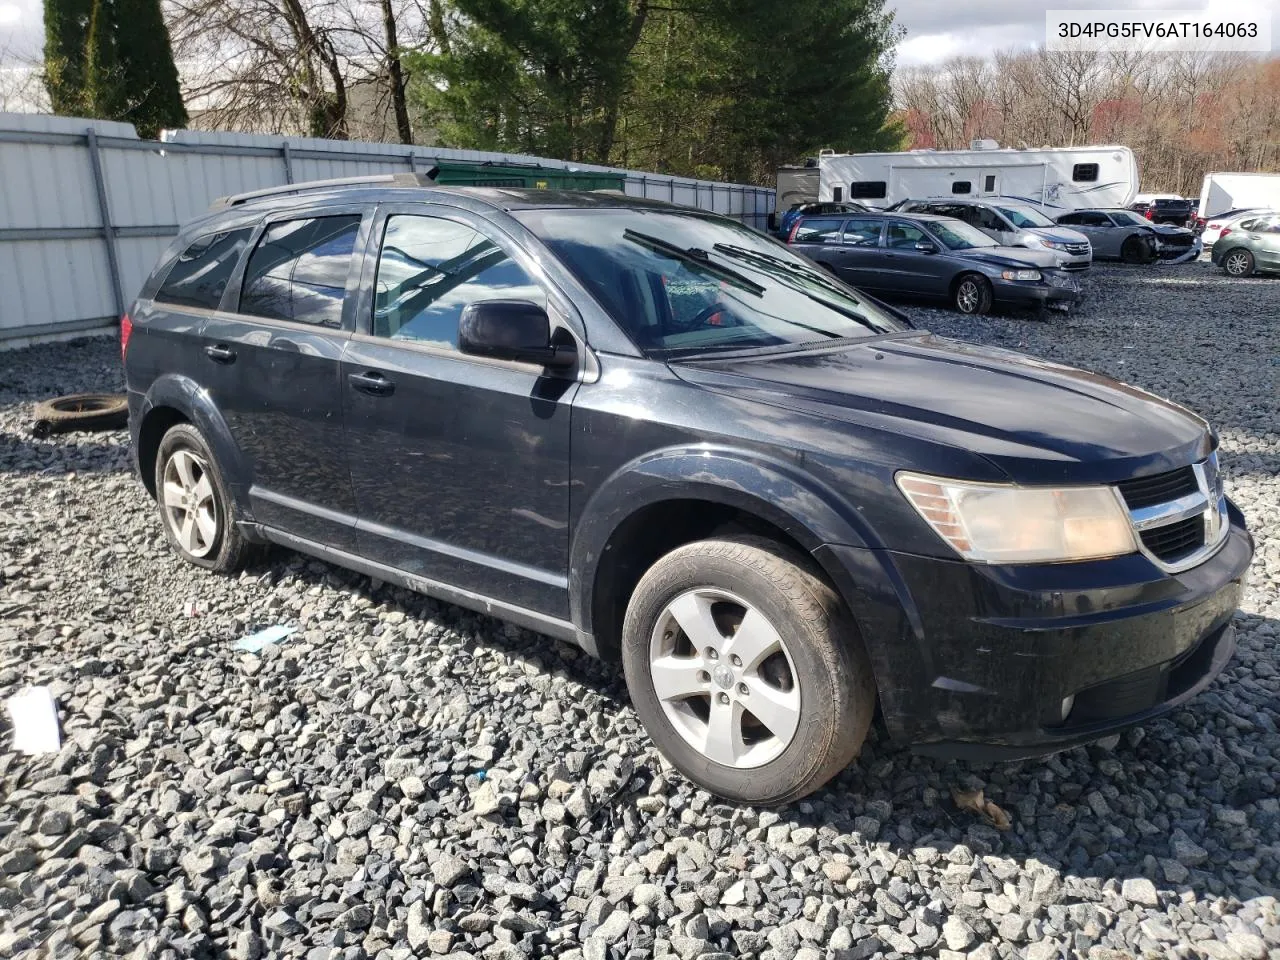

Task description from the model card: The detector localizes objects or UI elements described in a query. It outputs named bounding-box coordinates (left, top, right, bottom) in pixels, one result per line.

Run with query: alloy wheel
left=956, top=280, right=980, bottom=313
left=161, top=449, right=218, bottom=558
left=648, top=587, right=801, bottom=769
left=1225, top=251, right=1251, bottom=276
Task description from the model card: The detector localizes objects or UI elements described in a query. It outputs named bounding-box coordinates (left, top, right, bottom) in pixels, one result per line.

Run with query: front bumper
left=992, top=275, right=1080, bottom=311
left=822, top=502, right=1252, bottom=760
left=1156, top=236, right=1202, bottom=265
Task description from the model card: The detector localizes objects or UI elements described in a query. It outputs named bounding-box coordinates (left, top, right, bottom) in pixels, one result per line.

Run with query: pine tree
left=43, top=0, right=94, bottom=114
left=46, top=0, right=187, bottom=138
left=114, top=0, right=188, bottom=137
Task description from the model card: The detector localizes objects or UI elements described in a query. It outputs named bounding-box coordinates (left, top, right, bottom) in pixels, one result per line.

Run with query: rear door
left=1059, top=211, right=1111, bottom=251
left=825, top=216, right=884, bottom=288
left=200, top=204, right=372, bottom=552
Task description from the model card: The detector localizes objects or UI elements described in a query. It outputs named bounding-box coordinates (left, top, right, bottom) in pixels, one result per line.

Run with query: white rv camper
left=1198, top=172, right=1280, bottom=218
left=816, top=143, right=1139, bottom=212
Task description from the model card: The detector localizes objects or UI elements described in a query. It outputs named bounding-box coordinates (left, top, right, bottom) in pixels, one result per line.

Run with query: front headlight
left=1039, top=239, right=1065, bottom=250
left=896, top=472, right=1136, bottom=564
left=1001, top=269, right=1042, bottom=281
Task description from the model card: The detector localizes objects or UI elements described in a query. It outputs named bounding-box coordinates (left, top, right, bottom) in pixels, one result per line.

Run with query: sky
left=0, top=0, right=1277, bottom=67
left=894, top=0, right=1280, bottom=66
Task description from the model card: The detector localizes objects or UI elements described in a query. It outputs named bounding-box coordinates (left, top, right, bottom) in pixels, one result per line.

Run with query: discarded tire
left=31, top=393, right=128, bottom=438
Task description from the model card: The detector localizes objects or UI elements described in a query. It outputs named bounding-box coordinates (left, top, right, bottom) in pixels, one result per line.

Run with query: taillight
left=120, top=313, right=133, bottom=362
left=1219, top=228, right=1232, bottom=239
left=1145, top=209, right=1153, bottom=219
left=787, top=221, right=801, bottom=243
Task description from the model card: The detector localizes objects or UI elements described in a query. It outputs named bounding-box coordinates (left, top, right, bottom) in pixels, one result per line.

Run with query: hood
left=673, top=334, right=1212, bottom=483
left=1026, top=226, right=1090, bottom=244
left=1147, top=223, right=1194, bottom=238
left=953, top=245, right=1062, bottom=270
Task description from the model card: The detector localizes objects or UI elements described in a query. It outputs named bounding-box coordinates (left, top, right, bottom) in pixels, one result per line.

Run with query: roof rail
left=209, top=172, right=439, bottom=210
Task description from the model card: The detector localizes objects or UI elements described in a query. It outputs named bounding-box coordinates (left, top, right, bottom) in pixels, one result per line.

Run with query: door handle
left=205, top=344, right=236, bottom=364
left=348, top=370, right=395, bottom=397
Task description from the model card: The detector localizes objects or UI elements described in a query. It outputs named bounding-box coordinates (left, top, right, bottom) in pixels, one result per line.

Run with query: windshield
left=1109, top=210, right=1147, bottom=227
left=514, top=208, right=906, bottom=357
left=929, top=219, right=998, bottom=250
left=995, top=204, right=1055, bottom=228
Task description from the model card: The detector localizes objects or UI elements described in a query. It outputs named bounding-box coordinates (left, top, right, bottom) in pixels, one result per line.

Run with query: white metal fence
left=0, top=113, right=775, bottom=343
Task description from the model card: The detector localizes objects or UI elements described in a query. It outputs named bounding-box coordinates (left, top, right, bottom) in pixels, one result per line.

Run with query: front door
left=881, top=220, right=951, bottom=296
left=341, top=205, right=577, bottom=618
left=201, top=205, right=372, bottom=552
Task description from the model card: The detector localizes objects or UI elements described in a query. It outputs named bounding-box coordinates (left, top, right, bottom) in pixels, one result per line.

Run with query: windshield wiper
left=711, top=242, right=858, bottom=301
left=624, top=230, right=765, bottom=296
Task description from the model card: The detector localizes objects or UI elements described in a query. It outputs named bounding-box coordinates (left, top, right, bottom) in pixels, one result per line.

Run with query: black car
left=125, top=177, right=1252, bottom=804
left=1132, top=198, right=1195, bottom=226
left=786, top=211, right=1080, bottom=315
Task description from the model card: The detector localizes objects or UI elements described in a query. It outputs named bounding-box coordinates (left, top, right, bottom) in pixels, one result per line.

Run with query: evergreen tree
left=43, top=0, right=94, bottom=115
left=45, top=0, right=187, bottom=138
left=114, top=0, right=188, bottom=137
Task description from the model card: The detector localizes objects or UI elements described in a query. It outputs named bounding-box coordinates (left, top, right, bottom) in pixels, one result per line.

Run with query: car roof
left=800, top=211, right=952, bottom=223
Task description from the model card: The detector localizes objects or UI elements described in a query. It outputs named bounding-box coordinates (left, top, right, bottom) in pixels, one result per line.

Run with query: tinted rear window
left=792, top=217, right=845, bottom=243
left=155, top=228, right=254, bottom=310
left=240, top=216, right=361, bottom=327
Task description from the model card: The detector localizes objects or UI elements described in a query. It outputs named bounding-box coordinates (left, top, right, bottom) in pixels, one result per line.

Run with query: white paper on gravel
left=6, top=686, right=62, bottom=754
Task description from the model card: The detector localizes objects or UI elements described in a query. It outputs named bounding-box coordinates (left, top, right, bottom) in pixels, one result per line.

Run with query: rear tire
left=154, top=423, right=255, bottom=573
left=621, top=535, right=876, bottom=805
left=1222, top=248, right=1255, bottom=277
left=952, top=274, right=992, bottom=315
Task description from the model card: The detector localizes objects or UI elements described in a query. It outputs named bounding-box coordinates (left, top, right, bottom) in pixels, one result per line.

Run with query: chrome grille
left=1063, top=242, right=1090, bottom=255
left=1117, top=453, right=1228, bottom=572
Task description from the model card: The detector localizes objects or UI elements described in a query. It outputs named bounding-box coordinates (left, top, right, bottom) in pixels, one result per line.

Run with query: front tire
left=621, top=536, right=876, bottom=805
left=1121, top=235, right=1155, bottom=264
left=1222, top=248, right=1255, bottom=277
left=154, top=423, right=255, bottom=573
left=952, top=274, right=992, bottom=315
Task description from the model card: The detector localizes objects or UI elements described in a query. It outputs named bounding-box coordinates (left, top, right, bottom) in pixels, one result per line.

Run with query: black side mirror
left=459, top=300, right=576, bottom=369
left=914, top=240, right=938, bottom=254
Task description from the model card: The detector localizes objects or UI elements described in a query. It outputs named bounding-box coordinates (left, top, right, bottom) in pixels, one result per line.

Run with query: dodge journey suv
left=125, top=176, right=1252, bottom=804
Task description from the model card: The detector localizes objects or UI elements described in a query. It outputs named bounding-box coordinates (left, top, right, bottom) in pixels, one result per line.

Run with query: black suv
left=125, top=176, right=1252, bottom=804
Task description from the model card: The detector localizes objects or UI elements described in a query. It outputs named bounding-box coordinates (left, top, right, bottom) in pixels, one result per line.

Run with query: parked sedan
left=787, top=212, right=1080, bottom=315
left=894, top=199, right=1092, bottom=271
left=1055, top=208, right=1201, bottom=263
left=1211, top=213, right=1280, bottom=276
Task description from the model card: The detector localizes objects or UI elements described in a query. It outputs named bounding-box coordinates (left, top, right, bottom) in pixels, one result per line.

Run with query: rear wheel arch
left=137, top=376, right=252, bottom=512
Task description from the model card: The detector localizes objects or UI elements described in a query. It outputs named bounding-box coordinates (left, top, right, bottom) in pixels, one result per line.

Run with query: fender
left=138, top=374, right=254, bottom=516
left=568, top=443, right=884, bottom=638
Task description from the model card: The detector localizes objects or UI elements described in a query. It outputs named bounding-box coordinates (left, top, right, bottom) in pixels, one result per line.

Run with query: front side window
left=156, top=228, right=254, bottom=309
left=373, top=215, right=545, bottom=349
left=240, top=215, right=361, bottom=327
left=791, top=217, right=845, bottom=244
left=842, top=218, right=883, bottom=246
left=994, top=204, right=1054, bottom=229
left=930, top=219, right=998, bottom=250
left=885, top=222, right=927, bottom=249
left=514, top=207, right=905, bottom=357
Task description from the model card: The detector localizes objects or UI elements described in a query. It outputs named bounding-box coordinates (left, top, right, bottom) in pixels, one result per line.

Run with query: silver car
left=897, top=199, right=1093, bottom=271
left=1055, top=208, right=1201, bottom=264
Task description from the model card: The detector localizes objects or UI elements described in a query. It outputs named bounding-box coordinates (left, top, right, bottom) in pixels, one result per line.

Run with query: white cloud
left=892, top=0, right=1280, bottom=66
left=0, top=6, right=22, bottom=27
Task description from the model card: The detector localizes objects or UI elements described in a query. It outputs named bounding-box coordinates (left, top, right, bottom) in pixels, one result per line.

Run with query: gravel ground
left=0, top=260, right=1277, bottom=960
